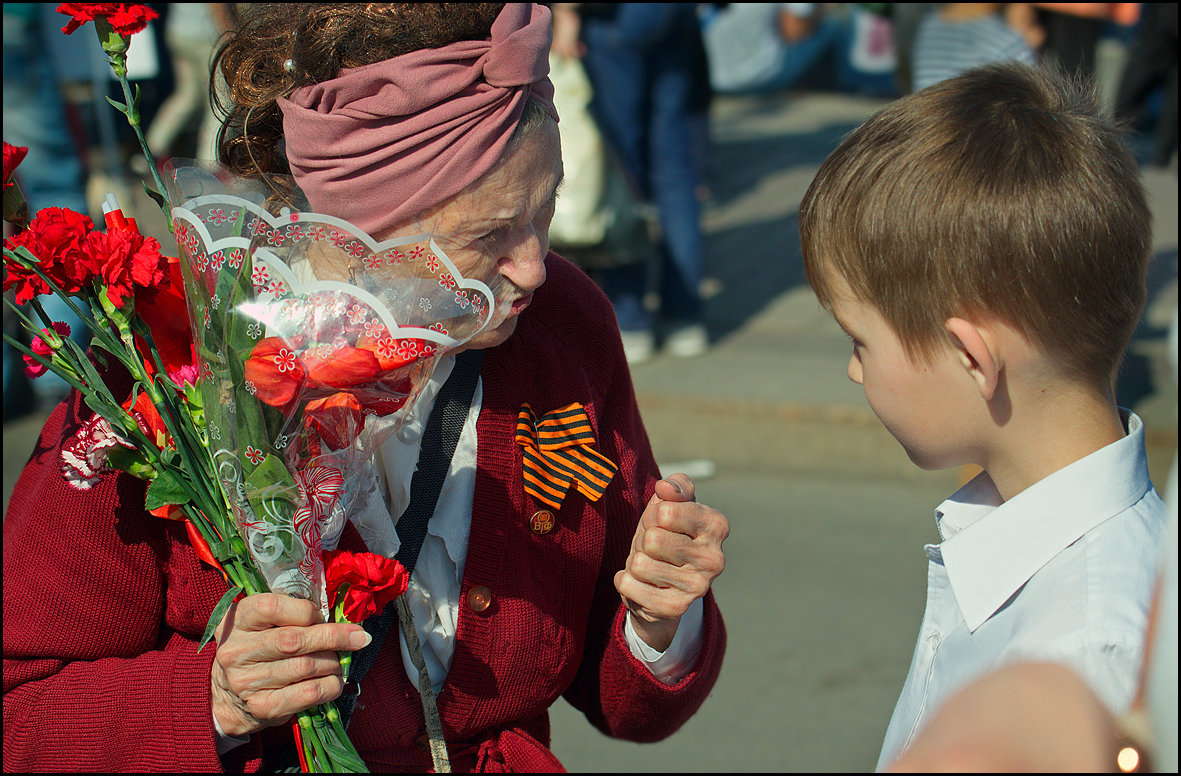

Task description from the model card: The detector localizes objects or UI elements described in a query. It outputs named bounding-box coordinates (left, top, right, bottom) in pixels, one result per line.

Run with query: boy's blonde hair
left=799, top=63, right=1152, bottom=385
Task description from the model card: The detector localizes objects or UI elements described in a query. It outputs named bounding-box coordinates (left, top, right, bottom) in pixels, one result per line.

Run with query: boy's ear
left=945, top=317, right=1001, bottom=400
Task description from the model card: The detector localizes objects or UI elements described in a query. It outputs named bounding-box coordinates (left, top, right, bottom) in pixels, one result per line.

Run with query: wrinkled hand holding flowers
left=2, top=4, right=482, bottom=773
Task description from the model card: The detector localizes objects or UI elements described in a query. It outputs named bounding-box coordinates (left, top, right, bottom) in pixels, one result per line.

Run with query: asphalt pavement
left=3, top=87, right=1176, bottom=772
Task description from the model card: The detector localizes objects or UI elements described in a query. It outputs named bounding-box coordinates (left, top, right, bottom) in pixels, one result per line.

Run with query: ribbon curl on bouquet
left=164, top=160, right=496, bottom=616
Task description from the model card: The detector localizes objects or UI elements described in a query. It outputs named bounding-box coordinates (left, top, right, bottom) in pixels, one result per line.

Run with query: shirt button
left=467, top=585, right=493, bottom=613
left=529, top=509, right=555, bottom=534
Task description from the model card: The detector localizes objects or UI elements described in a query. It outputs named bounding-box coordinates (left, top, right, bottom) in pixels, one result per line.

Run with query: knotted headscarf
left=277, top=3, right=558, bottom=237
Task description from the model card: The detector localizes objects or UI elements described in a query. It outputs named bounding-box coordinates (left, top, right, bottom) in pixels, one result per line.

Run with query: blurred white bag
left=549, top=53, right=608, bottom=247
left=548, top=54, right=650, bottom=267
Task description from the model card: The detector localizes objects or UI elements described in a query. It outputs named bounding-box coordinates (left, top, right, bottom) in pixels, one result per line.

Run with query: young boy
left=797, top=62, right=1167, bottom=771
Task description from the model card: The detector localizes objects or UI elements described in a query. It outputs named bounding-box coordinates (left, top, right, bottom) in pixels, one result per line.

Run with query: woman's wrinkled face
left=417, top=119, right=563, bottom=351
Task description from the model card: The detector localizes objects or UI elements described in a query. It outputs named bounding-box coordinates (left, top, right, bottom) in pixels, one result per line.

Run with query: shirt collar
left=934, top=409, right=1152, bottom=631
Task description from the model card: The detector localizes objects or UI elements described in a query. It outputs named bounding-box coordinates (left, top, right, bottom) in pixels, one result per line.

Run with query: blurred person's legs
left=1114, top=4, right=1179, bottom=168
left=144, top=33, right=210, bottom=160
left=647, top=8, right=706, bottom=355
left=145, top=4, right=221, bottom=163
left=3, top=5, right=93, bottom=417
left=581, top=4, right=707, bottom=360
left=581, top=8, right=656, bottom=359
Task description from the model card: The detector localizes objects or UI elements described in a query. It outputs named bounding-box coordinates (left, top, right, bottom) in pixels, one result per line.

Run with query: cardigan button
left=467, top=585, right=493, bottom=613
left=529, top=509, right=555, bottom=534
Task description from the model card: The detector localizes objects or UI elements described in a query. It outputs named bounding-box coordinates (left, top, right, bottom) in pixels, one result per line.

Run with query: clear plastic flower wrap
left=164, top=160, right=497, bottom=615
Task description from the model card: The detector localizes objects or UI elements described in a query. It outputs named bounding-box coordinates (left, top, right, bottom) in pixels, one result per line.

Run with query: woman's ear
left=945, top=317, right=1002, bottom=401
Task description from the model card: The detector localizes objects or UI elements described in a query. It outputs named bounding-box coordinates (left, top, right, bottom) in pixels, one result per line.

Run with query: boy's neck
left=979, top=383, right=1126, bottom=502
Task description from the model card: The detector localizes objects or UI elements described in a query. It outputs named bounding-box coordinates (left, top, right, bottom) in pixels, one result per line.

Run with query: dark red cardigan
left=2, top=254, right=726, bottom=772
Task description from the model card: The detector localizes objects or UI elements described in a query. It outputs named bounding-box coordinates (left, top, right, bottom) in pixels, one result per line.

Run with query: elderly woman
left=2, top=4, right=728, bottom=772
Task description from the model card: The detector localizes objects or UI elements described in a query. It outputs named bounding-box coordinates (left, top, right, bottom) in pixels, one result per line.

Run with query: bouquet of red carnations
left=3, top=5, right=494, bottom=772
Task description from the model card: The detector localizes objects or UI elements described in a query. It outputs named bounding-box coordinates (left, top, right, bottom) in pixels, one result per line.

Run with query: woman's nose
left=497, top=227, right=547, bottom=292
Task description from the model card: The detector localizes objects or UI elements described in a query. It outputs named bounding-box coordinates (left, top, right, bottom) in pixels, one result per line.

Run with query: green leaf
left=105, top=95, right=130, bottom=116
left=198, top=585, right=243, bottom=652
left=10, top=244, right=42, bottom=265
left=144, top=468, right=190, bottom=511
left=142, top=180, right=167, bottom=211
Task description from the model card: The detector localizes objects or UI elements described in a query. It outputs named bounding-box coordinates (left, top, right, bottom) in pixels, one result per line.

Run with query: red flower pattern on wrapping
left=243, top=336, right=308, bottom=412
left=323, top=549, right=409, bottom=623
left=57, top=3, right=158, bottom=36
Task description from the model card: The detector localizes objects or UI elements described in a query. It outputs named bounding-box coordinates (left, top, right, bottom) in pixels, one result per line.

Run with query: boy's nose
left=847, top=354, right=863, bottom=384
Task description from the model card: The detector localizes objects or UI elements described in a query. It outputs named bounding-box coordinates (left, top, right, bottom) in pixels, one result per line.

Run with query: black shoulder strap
left=335, top=348, right=483, bottom=727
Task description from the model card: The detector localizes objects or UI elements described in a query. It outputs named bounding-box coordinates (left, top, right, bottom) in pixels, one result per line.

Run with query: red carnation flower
left=3, top=142, right=27, bottom=190
left=3, top=207, right=97, bottom=304
left=58, top=3, right=158, bottom=36
left=23, top=322, right=72, bottom=378
left=324, top=549, right=409, bottom=623
left=85, top=225, right=167, bottom=309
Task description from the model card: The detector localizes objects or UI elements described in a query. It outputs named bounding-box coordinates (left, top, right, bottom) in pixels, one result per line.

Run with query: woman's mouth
left=508, top=293, right=533, bottom=316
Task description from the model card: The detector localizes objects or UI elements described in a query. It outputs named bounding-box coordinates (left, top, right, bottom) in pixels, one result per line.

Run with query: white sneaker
left=662, top=322, right=709, bottom=358
left=620, top=330, right=656, bottom=364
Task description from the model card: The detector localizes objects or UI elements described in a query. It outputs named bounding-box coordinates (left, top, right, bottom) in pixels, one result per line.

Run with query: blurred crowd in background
left=4, top=2, right=1177, bottom=418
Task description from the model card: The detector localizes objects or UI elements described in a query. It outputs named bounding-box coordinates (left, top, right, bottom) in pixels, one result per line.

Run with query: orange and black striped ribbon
left=515, top=402, right=618, bottom=510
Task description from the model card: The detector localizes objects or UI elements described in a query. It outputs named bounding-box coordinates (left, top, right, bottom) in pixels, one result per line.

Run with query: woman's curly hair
left=212, top=3, right=506, bottom=181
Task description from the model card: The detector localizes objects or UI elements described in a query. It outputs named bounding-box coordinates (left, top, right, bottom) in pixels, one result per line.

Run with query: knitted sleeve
left=2, top=391, right=265, bottom=772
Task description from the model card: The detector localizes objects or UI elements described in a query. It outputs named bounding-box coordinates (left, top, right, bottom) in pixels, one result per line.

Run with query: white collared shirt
left=876, top=410, right=1166, bottom=771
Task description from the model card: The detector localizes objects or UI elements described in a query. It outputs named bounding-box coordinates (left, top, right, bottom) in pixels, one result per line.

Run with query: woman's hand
left=210, top=593, right=372, bottom=738
left=614, top=474, right=729, bottom=652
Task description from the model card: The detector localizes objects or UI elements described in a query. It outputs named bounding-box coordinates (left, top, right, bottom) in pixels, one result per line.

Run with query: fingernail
left=665, top=479, right=682, bottom=494
left=350, top=630, right=372, bottom=650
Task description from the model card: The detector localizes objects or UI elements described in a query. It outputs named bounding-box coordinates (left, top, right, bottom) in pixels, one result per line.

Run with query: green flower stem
left=300, top=711, right=330, bottom=771
left=113, top=70, right=173, bottom=232
left=92, top=19, right=172, bottom=232
left=325, top=703, right=350, bottom=747
left=333, top=588, right=355, bottom=683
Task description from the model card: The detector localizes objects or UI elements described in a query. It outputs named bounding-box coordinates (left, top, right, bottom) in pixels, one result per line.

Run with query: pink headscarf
left=277, top=3, right=558, bottom=237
